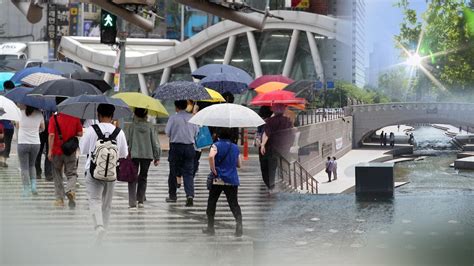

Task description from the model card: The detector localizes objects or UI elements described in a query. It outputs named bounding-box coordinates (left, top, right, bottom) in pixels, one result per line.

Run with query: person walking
left=380, top=131, right=384, bottom=146
left=383, top=133, right=388, bottom=146
left=260, top=104, right=293, bottom=192
left=79, top=104, right=128, bottom=242
left=125, top=108, right=161, bottom=209
left=325, top=157, right=333, bottom=182
left=165, top=100, right=199, bottom=207
left=389, top=132, right=395, bottom=147
left=0, top=81, right=15, bottom=168
left=203, top=127, right=243, bottom=237
left=48, top=97, right=83, bottom=208
left=17, top=105, right=45, bottom=196
left=35, top=111, right=53, bottom=181
left=332, top=156, right=338, bottom=181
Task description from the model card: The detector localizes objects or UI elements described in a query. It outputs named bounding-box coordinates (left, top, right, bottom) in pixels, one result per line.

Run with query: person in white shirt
left=79, top=104, right=128, bottom=241
left=17, top=105, right=45, bottom=196
left=332, top=156, right=338, bottom=181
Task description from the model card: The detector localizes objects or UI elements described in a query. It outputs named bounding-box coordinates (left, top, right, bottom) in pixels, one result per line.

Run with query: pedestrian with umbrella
left=189, top=103, right=265, bottom=237
left=4, top=87, right=56, bottom=181
left=154, top=81, right=208, bottom=207
left=112, top=92, right=166, bottom=209
left=62, top=96, right=129, bottom=243
left=251, top=91, right=304, bottom=192
left=0, top=81, right=16, bottom=167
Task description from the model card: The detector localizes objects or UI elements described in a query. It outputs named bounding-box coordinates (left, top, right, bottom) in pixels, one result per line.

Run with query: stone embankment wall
left=294, top=117, right=353, bottom=176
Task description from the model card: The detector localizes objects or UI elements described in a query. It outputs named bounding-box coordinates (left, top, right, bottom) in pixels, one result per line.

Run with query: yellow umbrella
left=254, top=82, right=288, bottom=94
left=201, top=88, right=226, bottom=102
left=112, top=92, right=169, bottom=117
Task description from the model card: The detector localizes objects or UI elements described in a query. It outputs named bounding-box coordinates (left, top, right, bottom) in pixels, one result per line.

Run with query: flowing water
left=256, top=126, right=474, bottom=265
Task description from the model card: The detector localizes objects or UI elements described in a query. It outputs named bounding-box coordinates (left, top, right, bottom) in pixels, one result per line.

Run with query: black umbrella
left=153, top=81, right=210, bottom=100
left=284, top=80, right=321, bottom=101
left=27, top=79, right=102, bottom=98
left=70, top=71, right=112, bottom=93
left=42, top=61, right=85, bottom=75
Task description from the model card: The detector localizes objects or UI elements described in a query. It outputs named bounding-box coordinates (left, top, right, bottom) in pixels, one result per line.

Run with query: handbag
left=118, top=154, right=138, bottom=182
left=53, top=115, right=79, bottom=156
left=195, top=126, right=213, bottom=149
left=207, top=142, right=232, bottom=189
left=118, top=126, right=138, bottom=182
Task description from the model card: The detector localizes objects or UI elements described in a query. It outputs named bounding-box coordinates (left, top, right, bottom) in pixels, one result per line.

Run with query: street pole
left=118, top=18, right=127, bottom=92
left=180, top=4, right=185, bottom=41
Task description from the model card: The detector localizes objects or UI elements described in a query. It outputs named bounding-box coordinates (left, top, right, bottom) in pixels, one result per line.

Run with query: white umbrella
left=189, top=103, right=265, bottom=128
left=0, top=96, right=21, bottom=121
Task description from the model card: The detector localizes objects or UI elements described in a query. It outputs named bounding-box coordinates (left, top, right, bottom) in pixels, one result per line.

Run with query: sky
left=365, top=0, right=428, bottom=67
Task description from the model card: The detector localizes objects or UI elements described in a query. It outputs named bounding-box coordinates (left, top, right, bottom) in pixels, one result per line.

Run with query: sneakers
left=185, top=197, right=193, bottom=207
left=54, top=199, right=65, bottom=207
left=137, top=203, right=144, bottom=209
left=202, top=227, right=215, bottom=236
left=66, top=191, right=76, bottom=208
left=165, top=197, right=177, bottom=203
left=235, top=221, right=243, bottom=237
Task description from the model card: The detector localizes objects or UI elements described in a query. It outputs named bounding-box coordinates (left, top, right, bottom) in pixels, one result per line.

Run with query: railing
left=296, top=108, right=345, bottom=126
left=278, top=156, right=319, bottom=194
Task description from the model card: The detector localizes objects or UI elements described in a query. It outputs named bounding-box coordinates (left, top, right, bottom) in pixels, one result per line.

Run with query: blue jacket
left=214, top=139, right=240, bottom=186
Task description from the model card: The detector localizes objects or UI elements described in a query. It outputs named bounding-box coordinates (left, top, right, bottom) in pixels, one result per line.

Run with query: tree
left=378, top=69, right=410, bottom=101
left=395, top=0, right=474, bottom=99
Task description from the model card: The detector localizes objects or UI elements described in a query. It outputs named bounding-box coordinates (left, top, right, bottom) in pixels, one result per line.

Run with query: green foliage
left=318, top=81, right=389, bottom=107
left=395, top=0, right=474, bottom=97
left=378, top=69, right=410, bottom=101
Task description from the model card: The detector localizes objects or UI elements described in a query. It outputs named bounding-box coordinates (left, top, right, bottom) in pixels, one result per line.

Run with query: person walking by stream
left=325, top=157, right=334, bottom=182
left=389, top=132, right=395, bottom=147
left=332, top=156, right=338, bottom=181
left=380, top=131, right=384, bottom=146
left=383, top=133, right=388, bottom=146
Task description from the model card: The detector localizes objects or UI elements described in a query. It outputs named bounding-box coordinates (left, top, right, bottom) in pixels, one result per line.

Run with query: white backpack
left=89, top=125, right=121, bottom=182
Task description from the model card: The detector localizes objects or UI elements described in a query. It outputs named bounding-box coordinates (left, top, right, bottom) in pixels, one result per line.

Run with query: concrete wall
left=294, top=117, right=353, bottom=176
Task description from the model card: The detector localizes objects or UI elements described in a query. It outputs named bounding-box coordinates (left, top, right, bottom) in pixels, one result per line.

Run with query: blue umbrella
left=4, top=87, right=57, bottom=111
left=192, top=64, right=253, bottom=84
left=10, top=67, right=63, bottom=85
left=199, top=73, right=248, bottom=94
left=57, top=95, right=132, bottom=119
left=0, top=72, right=14, bottom=90
left=153, top=81, right=210, bottom=100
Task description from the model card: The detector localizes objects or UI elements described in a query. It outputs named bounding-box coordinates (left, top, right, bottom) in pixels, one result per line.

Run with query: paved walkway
left=0, top=147, right=271, bottom=264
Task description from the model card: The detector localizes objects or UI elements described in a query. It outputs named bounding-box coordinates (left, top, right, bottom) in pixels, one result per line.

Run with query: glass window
left=228, top=34, right=255, bottom=77
left=258, top=30, right=291, bottom=75
left=195, top=40, right=228, bottom=67
left=291, top=31, right=317, bottom=80
left=169, top=63, right=193, bottom=82
left=84, top=3, right=89, bottom=12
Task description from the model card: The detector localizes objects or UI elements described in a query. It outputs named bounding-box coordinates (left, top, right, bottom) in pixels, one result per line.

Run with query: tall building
left=327, top=0, right=366, bottom=88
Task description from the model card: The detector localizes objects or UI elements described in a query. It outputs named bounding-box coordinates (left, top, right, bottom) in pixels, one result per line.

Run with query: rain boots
left=31, top=178, right=38, bottom=195
left=202, top=216, right=215, bottom=236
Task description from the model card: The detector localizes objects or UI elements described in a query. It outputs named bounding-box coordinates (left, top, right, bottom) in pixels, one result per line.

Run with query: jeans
left=52, top=154, right=78, bottom=199
left=17, top=144, right=40, bottom=188
left=85, top=172, right=115, bottom=229
left=168, top=143, right=195, bottom=199
left=259, top=148, right=278, bottom=189
left=35, top=130, right=52, bottom=179
left=128, top=158, right=152, bottom=207
left=206, top=184, right=242, bottom=221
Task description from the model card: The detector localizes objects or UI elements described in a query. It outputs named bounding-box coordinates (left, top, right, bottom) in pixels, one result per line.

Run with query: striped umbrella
left=21, top=73, right=65, bottom=87
left=153, top=81, right=210, bottom=101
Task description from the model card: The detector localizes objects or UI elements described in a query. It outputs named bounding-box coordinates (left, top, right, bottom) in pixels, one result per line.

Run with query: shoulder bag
left=53, top=114, right=79, bottom=156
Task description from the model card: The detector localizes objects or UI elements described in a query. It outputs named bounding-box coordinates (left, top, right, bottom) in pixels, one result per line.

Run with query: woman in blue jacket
left=203, top=127, right=243, bottom=237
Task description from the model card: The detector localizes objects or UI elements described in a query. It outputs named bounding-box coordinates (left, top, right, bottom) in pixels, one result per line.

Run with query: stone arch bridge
left=346, top=102, right=474, bottom=147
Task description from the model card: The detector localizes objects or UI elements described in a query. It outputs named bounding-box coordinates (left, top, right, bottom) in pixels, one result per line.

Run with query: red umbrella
left=249, top=75, right=294, bottom=89
left=250, top=90, right=306, bottom=109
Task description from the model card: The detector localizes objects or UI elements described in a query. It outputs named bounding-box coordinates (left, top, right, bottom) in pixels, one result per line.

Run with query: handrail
left=296, top=108, right=345, bottom=126
left=278, top=156, right=318, bottom=194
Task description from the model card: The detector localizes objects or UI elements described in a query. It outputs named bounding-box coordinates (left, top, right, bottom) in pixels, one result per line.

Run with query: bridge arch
left=348, top=103, right=474, bottom=147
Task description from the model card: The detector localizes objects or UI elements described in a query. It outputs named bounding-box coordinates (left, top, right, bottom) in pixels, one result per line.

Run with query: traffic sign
left=326, top=81, right=335, bottom=89
left=100, top=10, right=117, bottom=44
left=314, top=81, right=323, bottom=90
